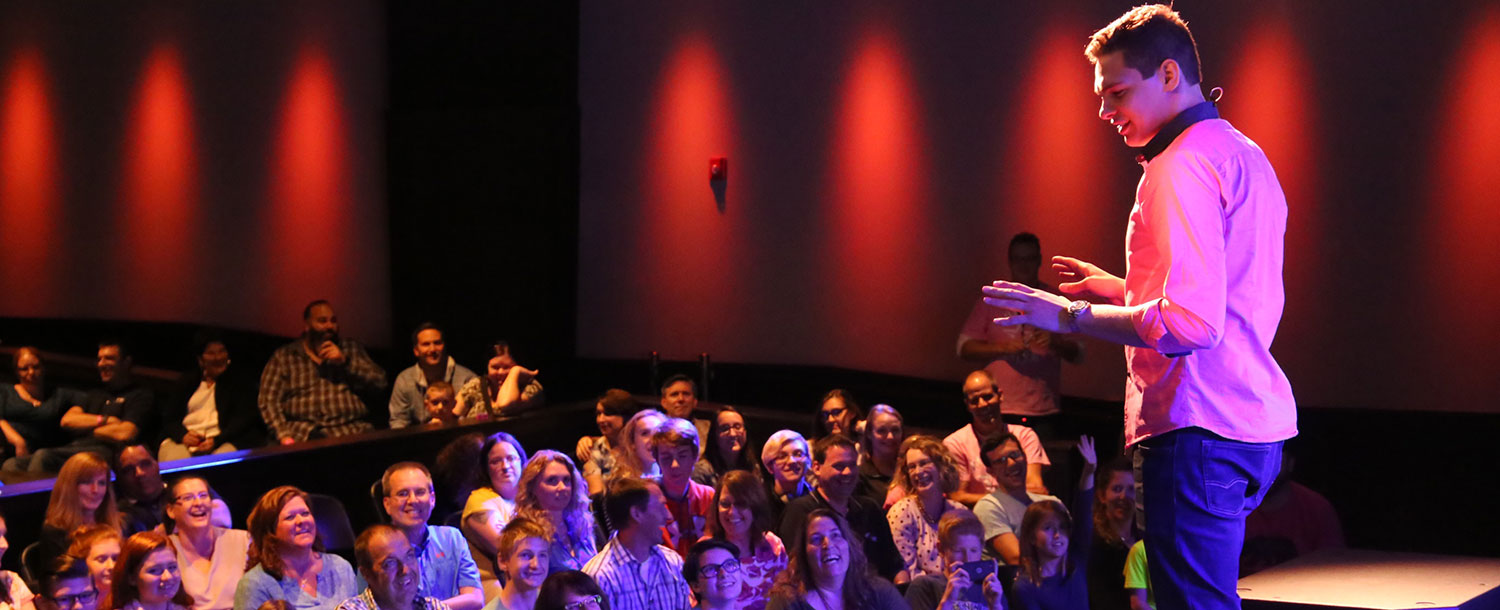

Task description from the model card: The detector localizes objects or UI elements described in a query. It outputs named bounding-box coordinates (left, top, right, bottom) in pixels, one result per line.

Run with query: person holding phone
left=904, top=511, right=1005, bottom=610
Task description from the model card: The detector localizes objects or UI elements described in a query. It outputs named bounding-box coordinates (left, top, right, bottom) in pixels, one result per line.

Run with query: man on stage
left=980, top=5, right=1297, bottom=609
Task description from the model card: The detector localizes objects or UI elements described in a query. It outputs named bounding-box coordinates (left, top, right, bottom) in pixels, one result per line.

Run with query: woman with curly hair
left=516, top=451, right=597, bottom=573
left=884, top=435, right=967, bottom=580
left=765, top=509, right=906, bottom=610
left=103, top=531, right=194, bottom=610
left=232, top=486, right=358, bottom=610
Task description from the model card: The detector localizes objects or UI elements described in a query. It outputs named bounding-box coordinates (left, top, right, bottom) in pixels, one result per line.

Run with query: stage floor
left=1239, top=549, right=1500, bottom=610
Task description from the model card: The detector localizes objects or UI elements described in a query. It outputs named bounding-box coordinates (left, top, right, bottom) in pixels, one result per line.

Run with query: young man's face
left=814, top=445, right=859, bottom=501
left=655, top=443, right=698, bottom=487
left=41, top=576, right=98, bottom=610
left=412, top=329, right=446, bottom=366
left=1094, top=51, right=1176, bottom=147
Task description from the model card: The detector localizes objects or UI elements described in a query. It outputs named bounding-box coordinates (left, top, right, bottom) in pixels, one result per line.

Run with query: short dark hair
left=1086, top=4, right=1203, bottom=86
left=660, top=374, right=697, bottom=396
left=302, top=299, right=332, bottom=320
left=603, top=477, right=654, bottom=530
left=536, top=571, right=611, bottom=610
left=354, top=524, right=403, bottom=572
left=410, top=322, right=442, bottom=348
left=683, top=538, right=741, bottom=584
left=1009, top=232, right=1040, bottom=252
left=979, top=432, right=1022, bottom=468
left=37, top=553, right=94, bottom=600
left=596, top=389, right=637, bottom=418
left=381, top=461, right=433, bottom=498
left=812, top=434, right=857, bottom=464
left=97, top=338, right=131, bottom=362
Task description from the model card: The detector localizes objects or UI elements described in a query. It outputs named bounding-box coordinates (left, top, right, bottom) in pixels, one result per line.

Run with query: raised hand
left=1077, top=435, right=1098, bottom=491
left=1052, top=256, right=1125, bottom=305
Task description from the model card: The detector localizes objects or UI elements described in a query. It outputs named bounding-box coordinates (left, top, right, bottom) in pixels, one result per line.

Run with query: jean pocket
left=1200, top=440, right=1275, bottom=517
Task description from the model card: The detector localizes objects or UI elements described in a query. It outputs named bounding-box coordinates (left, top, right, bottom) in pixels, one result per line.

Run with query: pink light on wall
left=265, top=44, right=351, bottom=319
left=824, top=25, right=932, bottom=373
left=0, top=47, right=60, bottom=313
left=120, top=44, right=199, bottom=317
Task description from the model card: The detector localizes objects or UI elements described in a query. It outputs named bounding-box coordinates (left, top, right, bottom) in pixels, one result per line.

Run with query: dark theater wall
left=577, top=0, right=1500, bottom=412
left=0, top=0, right=389, bottom=344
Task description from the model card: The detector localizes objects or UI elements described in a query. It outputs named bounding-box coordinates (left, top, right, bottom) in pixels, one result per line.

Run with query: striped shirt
left=335, top=589, right=449, bottom=610
left=581, top=536, right=691, bottom=610
left=257, top=338, right=387, bottom=441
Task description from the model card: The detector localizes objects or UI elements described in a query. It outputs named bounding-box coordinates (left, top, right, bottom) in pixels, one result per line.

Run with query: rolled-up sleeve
left=1131, top=150, right=1227, bottom=355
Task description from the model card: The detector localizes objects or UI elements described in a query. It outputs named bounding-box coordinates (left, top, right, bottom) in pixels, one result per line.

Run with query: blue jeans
left=1134, top=427, right=1283, bottom=610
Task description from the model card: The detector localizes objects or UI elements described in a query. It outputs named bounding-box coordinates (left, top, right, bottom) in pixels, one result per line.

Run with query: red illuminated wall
left=0, top=1, right=388, bottom=344
left=580, top=1, right=1500, bottom=411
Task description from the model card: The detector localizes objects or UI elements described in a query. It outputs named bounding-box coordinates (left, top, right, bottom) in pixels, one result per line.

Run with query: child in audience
left=104, top=531, right=193, bottom=610
left=702, top=470, right=787, bottom=610
left=652, top=418, right=714, bottom=556
left=422, top=382, right=459, bottom=425
left=486, top=519, right=552, bottom=610
left=903, top=512, right=1004, bottom=610
left=1086, top=458, right=1135, bottom=610
left=1010, top=437, right=1097, bottom=610
left=33, top=555, right=98, bottom=610
left=68, top=525, right=122, bottom=606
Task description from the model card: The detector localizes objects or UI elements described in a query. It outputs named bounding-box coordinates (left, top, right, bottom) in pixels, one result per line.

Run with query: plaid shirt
left=335, top=589, right=449, bottom=610
left=581, top=536, right=691, bottom=610
left=258, top=338, right=387, bottom=441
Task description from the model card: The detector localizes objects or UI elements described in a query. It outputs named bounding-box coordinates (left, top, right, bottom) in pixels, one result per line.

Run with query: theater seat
left=20, top=542, right=40, bottom=588
left=307, top=493, right=357, bottom=555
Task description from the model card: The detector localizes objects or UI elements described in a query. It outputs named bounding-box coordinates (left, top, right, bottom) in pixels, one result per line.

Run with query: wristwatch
left=1066, top=300, right=1091, bottom=333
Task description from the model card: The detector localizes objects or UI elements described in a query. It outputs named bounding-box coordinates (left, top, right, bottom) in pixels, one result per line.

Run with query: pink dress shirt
left=1122, top=118, right=1298, bottom=446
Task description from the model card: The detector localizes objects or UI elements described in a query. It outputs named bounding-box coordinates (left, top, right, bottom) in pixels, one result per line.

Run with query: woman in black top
left=159, top=335, right=265, bottom=460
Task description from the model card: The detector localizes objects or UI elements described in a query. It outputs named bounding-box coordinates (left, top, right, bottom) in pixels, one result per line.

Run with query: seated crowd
left=0, top=302, right=1343, bottom=610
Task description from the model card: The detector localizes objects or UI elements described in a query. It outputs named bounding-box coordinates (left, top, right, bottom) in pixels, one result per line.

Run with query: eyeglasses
left=773, top=449, right=807, bottom=463
left=718, top=422, right=745, bottom=433
left=174, top=491, right=212, bottom=505
left=51, top=590, right=99, bottom=608
left=821, top=406, right=848, bottom=418
left=390, top=487, right=432, bottom=500
left=700, top=558, right=741, bottom=579
left=562, top=595, right=603, bottom=610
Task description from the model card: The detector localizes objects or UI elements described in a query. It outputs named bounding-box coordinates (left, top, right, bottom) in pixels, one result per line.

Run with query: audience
left=581, top=478, right=689, bottom=610
left=421, top=384, right=460, bottom=427
left=682, top=540, right=741, bottom=610
left=390, top=324, right=479, bottom=429
left=38, top=341, right=156, bottom=474
left=257, top=300, right=388, bottom=444
left=973, top=432, right=1059, bottom=565
left=609, top=411, right=664, bottom=481
left=379, top=463, right=482, bottom=610
left=1009, top=437, right=1096, bottom=610
left=702, top=470, right=786, bottom=610
left=485, top=518, right=551, bottom=610
left=532, top=572, right=607, bottom=610
left=885, top=436, right=967, bottom=580
left=765, top=509, right=907, bottom=610
left=67, top=526, right=122, bottom=607
left=1240, top=449, right=1344, bottom=576
left=857, top=405, right=903, bottom=508
left=691, top=405, right=755, bottom=489
left=946, top=371, right=1050, bottom=504
left=165, top=476, right=249, bottom=610
left=115, top=446, right=167, bottom=535
left=434, top=434, right=486, bottom=522
left=103, top=531, right=193, bottom=610
left=902, top=512, right=1005, bottom=610
left=40, top=454, right=123, bottom=571
left=759, top=430, right=813, bottom=523
left=650, top=418, right=714, bottom=556
left=234, top=486, right=359, bottom=610
left=1122, top=541, right=1151, bottom=610
left=0, top=513, right=33, bottom=610
left=160, top=336, right=263, bottom=461
left=463, top=433, right=528, bottom=599
left=812, top=391, right=861, bottom=444
left=778, top=436, right=902, bottom=582
left=337, top=525, right=447, bottom=610
left=0, top=347, right=85, bottom=470
left=515, top=452, right=597, bottom=573
left=657, top=376, right=708, bottom=448
left=456, top=343, right=543, bottom=420
left=34, top=555, right=99, bottom=610
left=575, top=390, right=633, bottom=496
left=1086, top=458, right=1136, bottom=610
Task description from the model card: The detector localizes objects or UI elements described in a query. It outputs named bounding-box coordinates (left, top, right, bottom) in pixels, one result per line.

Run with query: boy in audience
left=945, top=371, right=1050, bottom=503
left=1124, top=540, right=1153, bottom=610
left=381, top=462, right=484, bottom=610
left=492, top=518, right=551, bottom=610
left=973, top=432, right=1061, bottom=565
left=421, top=382, right=460, bottom=426
left=582, top=477, right=691, bottom=610
left=340, top=524, right=449, bottom=610
left=778, top=434, right=903, bottom=581
left=904, top=512, right=1005, bottom=610
left=652, top=418, right=715, bottom=556
left=389, top=323, right=477, bottom=429
left=34, top=554, right=99, bottom=610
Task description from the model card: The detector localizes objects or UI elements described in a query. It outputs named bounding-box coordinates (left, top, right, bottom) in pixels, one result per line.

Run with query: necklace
left=917, top=494, right=944, bottom=524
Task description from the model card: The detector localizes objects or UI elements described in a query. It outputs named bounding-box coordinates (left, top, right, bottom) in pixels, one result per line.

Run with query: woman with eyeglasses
left=684, top=539, right=743, bottom=610
left=758, top=431, right=813, bottom=525
left=766, top=509, right=907, bottom=610
left=691, top=406, right=758, bottom=489
left=811, top=391, right=862, bottom=445
left=103, top=531, right=193, bottom=610
left=702, top=470, right=785, bottom=610
left=464, top=432, right=528, bottom=599
left=533, top=571, right=609, bottom=610
left=233, top=487, right=358, bottom=610
left=884, top=436, right=966, bottom=580
left=165, top=477, right=249, bottom=610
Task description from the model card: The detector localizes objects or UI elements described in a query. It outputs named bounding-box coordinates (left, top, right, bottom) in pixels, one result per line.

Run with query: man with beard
left=115, top=444, right=167, bottom=534
left=945, top=371, right=1051, bottom=503
left=339, top=525, right=451, bottom=610
left=381, top=462, right=483, bottom=610
left=778, top=435, right=903, bottom=582
left=259, top=300, right=388, bottom=443
left=973, top=432, right=1060, bottom=565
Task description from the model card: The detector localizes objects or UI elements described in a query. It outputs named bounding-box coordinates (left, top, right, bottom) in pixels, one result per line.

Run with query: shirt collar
left=1135, top=101, right=1219, bottom=164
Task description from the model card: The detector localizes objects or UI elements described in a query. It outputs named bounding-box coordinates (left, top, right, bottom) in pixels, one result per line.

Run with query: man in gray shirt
left=973, top=431, right=1061, bottom=565
left=389, top=322, right=476, bottom=428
